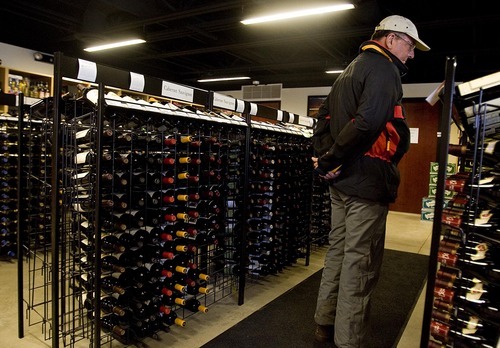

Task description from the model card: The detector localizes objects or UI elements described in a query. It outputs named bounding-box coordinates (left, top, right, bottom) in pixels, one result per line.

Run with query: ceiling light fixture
left=326, top=69, right=344, bottom=74
left=84, top=39, right=146, bottom=52
left=241, top=3, right=354, bottom=25
left=197, top=76, right=251, bottom=83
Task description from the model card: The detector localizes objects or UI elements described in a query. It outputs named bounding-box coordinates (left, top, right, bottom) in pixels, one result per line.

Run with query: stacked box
left=421, top=162, right=457, bottom=221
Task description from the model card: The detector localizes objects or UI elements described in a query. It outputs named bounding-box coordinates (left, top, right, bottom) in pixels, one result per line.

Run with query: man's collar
left=359, top=40, right=409, bottom=77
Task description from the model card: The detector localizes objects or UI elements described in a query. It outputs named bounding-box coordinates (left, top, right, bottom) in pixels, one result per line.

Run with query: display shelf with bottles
left=15, top=52, right=317, bottom=348
left=0, top=96, right=20, bottom=261
left=421, top=60, right=500, bottom=348
left=0, top=67, right=52, bottom=114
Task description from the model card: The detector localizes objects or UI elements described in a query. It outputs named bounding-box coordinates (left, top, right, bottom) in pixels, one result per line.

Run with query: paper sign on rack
left=129, top=72, right=145, bottom=92
left=213, top=92, right=236, bottom=110
left=161, top=81, right=194, bottom=102
left=77, top=59, right=97, bottom=82
left=277, top=110, right=283, bottom=122
left=236, top=99, right=245, bottom=113
left=250, top=103, right=258, bottom=116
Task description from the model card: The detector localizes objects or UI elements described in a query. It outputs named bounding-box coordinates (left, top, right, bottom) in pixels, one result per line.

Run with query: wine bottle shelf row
left=19, top=81, right=315, bottom=348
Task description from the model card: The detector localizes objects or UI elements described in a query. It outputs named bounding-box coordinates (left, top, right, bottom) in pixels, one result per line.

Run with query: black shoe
left=314, top=324, right=334, bottom=343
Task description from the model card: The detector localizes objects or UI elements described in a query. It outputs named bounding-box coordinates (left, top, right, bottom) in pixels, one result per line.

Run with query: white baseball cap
left=375, top=15, right=430, bottom=51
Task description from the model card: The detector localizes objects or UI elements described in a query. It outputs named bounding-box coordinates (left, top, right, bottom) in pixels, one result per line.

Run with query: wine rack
left=0, top=115, right=19, bottom=260
left=245, top=125, right=312, bottom=278
left=309, top=176, right=331, bottom=247
left=421, top=59, right=500, bottom=347
left=15, top=53, right=316, bottom=348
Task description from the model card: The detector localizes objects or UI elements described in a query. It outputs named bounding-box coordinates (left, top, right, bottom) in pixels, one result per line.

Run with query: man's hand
left=311, top=157, right=341, bottom=181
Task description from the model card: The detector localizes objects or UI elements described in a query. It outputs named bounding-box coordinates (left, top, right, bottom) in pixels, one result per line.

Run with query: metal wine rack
left=15, top=53, right=316, bottom=348
left=421, top=58, right=500, bottom=347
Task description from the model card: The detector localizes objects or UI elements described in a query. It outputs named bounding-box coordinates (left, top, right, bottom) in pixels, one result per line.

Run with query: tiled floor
left=0, top=211, right=433, bottom=348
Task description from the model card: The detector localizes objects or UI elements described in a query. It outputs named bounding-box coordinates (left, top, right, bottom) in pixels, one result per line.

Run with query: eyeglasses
left=393, top=33, right=416, bottom=51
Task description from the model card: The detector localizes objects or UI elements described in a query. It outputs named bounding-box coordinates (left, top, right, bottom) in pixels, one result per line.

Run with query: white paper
left=161, top=81, right=194, bottom=102
left=277, top=110, right=283, bottom=121
left=77, top=59, right=97, bottom=82
left=129, top=72, right=145, bottom=92
left=213, top=92, right=236, bottom=110
left=425, top=81, right=444, bottom=106
left=236, top=99, right=245, bottom=113
left=250, top=103, right=258, bottom=115
left=410, top=128, right=419, bottom=144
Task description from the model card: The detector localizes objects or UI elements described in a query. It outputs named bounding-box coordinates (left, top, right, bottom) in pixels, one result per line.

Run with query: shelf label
left=250, top=103, right=258, bottom=116
left=277, top=110, right=283, bottom=121
left=213, top=92, right=236, bottom=110
left=161, top=81, right=194, bottom=102
left=236, top=99, right=245, bottom=113
left=77, top=59, right=97, bottom=82
left=298, top=116, right=313, bottom=127
left=129, top=72, right=145, bottom=92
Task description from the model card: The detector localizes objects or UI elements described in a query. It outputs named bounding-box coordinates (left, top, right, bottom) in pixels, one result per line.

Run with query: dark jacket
left=317, top=41, right=410, bottom=203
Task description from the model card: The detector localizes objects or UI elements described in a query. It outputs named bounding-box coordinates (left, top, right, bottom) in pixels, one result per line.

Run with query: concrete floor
left=0, top=211, right=433, bottom=348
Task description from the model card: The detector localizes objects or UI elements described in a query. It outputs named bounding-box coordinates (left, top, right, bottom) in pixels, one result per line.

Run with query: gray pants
left=314, top=186, right=388, bottom=348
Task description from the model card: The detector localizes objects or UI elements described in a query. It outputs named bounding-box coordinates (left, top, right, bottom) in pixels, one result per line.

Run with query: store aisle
left=0, top=211, right=432, bottom=348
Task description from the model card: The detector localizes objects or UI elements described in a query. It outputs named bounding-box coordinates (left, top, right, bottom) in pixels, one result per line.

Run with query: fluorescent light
left=84, top=39, right=146, bottom=52
left=198, top=76, right=251, bottom=83
left=326, top=69, right=344, bottom=74
left=241, top=4, right=354, bottom=25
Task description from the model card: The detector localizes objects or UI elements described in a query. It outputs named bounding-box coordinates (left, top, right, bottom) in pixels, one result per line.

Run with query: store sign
left=161, top=81, right=194, bottom=102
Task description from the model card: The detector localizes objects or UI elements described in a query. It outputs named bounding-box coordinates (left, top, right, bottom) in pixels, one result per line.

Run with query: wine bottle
left=79, top=273, right=126, bottom=295
left=158, top=310, right=186, bottom=327
left=131, top=171, right=147, bottom=188
left=181, top=298, right=208, bottom=313
left=100, top=313, right=127, bottom=336
left=448, top=139, right=500, bottom=161
left=185, top=283, right=211, bottom=296
left=83, top=293, right=128, bottom=317
left=104, top=193, right=129, bottom=212
left=161, top=277, right=187, bottom=294
left=114, top=171, right=130, bottom=188
left=132, top=266, right=156, bottom=288
left=161, top=239, right=197, bottom=254
left=112, top=250, right=140, bottom=268
left=430, top=306, right=499, bottom=346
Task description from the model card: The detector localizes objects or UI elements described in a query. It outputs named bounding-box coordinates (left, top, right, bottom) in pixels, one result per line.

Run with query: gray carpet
left=202, top=249, right=429, bottom=348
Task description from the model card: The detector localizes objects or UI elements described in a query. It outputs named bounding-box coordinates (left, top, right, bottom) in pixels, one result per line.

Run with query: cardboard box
left=421, top=209, right=434, bottom=221
left=429, top=174, right=439, bottom=185
left=429, top=162, right=457, bottom=175
left=422, top=197, right=450, bottom=210
left=428, top=185, right=456, bottom=199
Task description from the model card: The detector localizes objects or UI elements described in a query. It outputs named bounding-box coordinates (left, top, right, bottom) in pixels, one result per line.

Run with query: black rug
left=202, top=249, right=429, bottom=348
